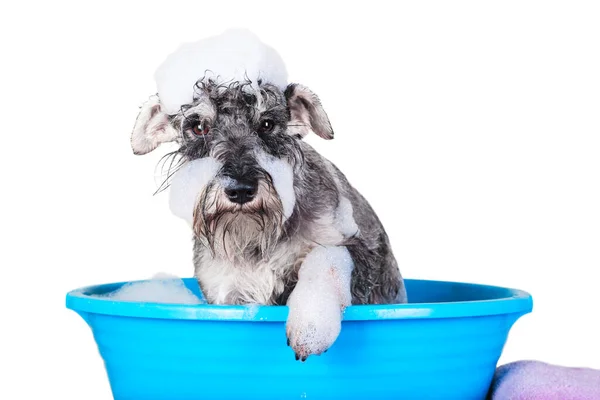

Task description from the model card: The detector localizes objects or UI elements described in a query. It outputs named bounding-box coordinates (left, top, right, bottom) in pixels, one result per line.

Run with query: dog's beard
left=193, top=179, right=284, bottom=262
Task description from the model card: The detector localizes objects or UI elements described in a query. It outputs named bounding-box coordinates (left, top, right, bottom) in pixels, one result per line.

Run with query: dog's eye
left=192, top=120, right=210, bottom=136
left=258, top=119, right=275, bottom=134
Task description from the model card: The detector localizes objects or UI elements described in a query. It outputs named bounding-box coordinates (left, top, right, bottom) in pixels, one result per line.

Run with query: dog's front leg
left=286, top=245, right=353, bottom=361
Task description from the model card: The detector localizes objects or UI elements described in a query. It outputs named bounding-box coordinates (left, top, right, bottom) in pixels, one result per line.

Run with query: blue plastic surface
left=66, top=278, right=532, bottom=400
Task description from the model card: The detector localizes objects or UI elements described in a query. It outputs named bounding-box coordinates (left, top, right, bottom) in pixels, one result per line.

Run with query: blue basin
left=66, top=278, right=532, bottom=399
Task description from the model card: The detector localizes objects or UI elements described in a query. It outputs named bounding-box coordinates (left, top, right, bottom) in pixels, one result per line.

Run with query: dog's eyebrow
left=258, top=107, right=287, bottom=124
left=181, top=100, right=217, bottom=120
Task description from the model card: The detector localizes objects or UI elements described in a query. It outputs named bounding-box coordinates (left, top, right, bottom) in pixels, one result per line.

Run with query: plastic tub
left=66, top=278, right=532, bottom=400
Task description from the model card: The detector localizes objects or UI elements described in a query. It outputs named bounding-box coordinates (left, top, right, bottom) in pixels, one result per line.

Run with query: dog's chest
left=193, top=203, right=356, bottom=305
left=195, top=242, right=305, bottom=305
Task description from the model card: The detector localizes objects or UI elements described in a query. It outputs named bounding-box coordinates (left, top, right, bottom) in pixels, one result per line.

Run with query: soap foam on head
left=155, top=29, right=288, bottom=115
left=104, top=273, right=203, bottom=305
left=169, top=157, right=222, bottom=225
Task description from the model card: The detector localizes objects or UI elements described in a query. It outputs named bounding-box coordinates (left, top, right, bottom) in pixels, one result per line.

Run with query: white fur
left=193, top=189, right=356, bottom=306
left=311, top=214, right=345, bottom=245
left=169, top=157, right=222, bottom=225
left=256, top=151, right=296, bottom=220
left=286, top=246, right=354, bottom=356
left=334, top=196, right=359, bottom=238
left=181, top=95, right=217, bottom=125
left=309, top=196, right=358, bottom=245
left=195, top=241, right=304, bottom=305
left=155, top=29, right=288, bottom=115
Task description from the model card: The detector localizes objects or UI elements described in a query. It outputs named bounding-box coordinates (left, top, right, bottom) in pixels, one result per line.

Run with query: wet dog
left=131, top=78, right=407, bottom=360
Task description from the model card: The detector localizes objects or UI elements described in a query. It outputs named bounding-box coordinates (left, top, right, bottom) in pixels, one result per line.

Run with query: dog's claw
left=287, top=338, right=290, bottom=346
left=295, top=353, right=299, bottom=361
left=301, top=356, right=307, bottom=362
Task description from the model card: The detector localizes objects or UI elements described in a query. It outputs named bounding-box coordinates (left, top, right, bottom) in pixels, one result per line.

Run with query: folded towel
left=489, top=360, right=600, bottom=399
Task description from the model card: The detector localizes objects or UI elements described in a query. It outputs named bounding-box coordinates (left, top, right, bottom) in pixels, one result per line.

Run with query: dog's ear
left=131, top=95, right=179, bottom=155
left=284, top=84, right=334, bottom=140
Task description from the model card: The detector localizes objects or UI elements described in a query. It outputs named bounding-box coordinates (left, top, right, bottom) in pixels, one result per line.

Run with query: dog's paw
left=285, top=290, right=343, bottom=361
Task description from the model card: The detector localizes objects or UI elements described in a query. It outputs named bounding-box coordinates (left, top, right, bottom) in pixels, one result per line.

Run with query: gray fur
left=132, top=77, right=407, bottom=358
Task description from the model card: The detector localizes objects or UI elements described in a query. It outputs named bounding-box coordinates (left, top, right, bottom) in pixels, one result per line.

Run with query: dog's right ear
left=131, top=95, right=179, bottom=155
left=284, top=84, right=334, bottom=140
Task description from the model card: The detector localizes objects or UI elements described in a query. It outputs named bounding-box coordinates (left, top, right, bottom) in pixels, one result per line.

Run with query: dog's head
left=132, top=78, right=333, bottom=260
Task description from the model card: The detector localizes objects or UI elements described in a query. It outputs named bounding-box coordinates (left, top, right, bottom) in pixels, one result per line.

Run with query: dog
left=131, top=78, right=407, bottom=360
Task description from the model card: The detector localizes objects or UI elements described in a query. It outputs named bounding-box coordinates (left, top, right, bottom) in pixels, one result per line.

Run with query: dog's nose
left=224, top=180, right=258, bottom=205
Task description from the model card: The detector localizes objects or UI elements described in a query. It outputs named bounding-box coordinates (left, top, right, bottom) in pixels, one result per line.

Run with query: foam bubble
left=256, top=152, right=296, bottom=220
left=104, top=273, right=203, bottom=304
left=242, top=304, right=260, bottom=319
left=220, top=175, right=236, bottom=189
left=155, top=29, right=288, bottom=115
left=286, top=246, right=354, bottom=354
left=169, top=157, right=222, bottom=225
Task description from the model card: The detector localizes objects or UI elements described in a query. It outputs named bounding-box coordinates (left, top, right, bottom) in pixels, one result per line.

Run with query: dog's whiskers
left=153, top=151, right=186, bottom=195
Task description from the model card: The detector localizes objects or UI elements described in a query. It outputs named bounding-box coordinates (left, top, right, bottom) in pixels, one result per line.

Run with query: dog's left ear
left=131, top=95, right=179, bottom=155
left=284, top=84, right=334, bottom=140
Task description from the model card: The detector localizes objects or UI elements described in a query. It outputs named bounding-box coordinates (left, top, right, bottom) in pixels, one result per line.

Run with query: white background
left=1, top=1, right=599, bottom=398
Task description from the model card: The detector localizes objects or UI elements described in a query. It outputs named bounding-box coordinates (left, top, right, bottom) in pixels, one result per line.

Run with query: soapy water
left=102, top=273, right=204, bottom=305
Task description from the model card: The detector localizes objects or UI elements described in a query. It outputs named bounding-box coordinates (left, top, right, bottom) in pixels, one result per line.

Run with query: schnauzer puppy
left=131, top=79, right=407, bottom=360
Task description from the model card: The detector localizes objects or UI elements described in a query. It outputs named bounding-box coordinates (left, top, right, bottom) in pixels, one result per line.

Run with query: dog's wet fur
left=132, top=78, right=406, bottom=358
